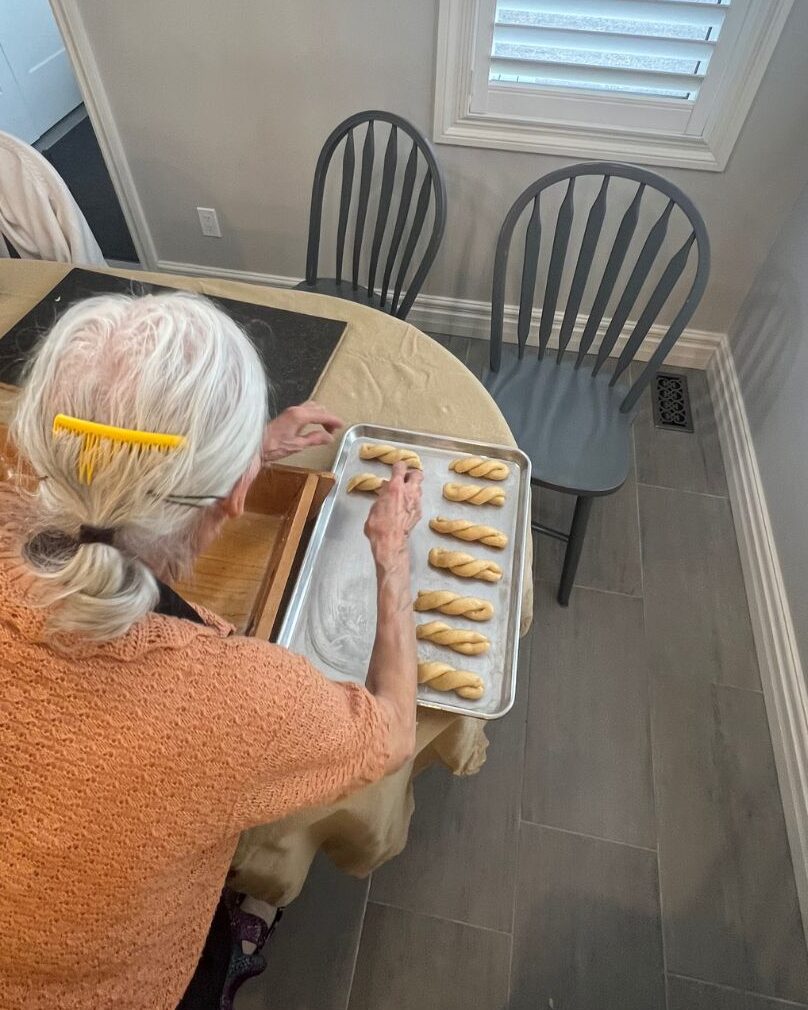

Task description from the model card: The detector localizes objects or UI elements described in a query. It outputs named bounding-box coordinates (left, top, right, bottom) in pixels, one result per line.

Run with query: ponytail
left=25, top=531, right=159, bottom=640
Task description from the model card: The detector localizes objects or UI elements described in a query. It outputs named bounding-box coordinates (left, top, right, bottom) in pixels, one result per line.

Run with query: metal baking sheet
left=276, top=424, right=531, bottom=719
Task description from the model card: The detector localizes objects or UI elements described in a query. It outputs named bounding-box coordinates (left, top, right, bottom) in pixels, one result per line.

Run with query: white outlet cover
left=197, top=207, right=221, bottom=238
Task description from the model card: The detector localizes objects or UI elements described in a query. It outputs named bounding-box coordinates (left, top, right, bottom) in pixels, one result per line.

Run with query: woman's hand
left=262, top=401, right=343, bottom=463
left=364, top=462, right=423, bottom=569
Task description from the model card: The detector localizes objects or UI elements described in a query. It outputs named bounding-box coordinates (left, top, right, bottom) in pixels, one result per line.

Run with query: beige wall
left=71, top=0, right=808, bottom=335
left=730, top=177, right=808, bottom=669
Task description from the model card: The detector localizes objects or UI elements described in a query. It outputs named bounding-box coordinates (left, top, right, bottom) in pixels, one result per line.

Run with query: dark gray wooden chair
left=483, top=162, right=710, bottom=605
left=295, top=110, right=447, bottom=319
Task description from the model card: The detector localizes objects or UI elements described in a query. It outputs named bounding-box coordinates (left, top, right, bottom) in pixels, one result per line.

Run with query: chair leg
left=558, top=495, right=593, bottom=607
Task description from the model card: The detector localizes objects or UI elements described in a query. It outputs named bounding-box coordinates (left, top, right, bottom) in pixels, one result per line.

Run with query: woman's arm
left=363, top=462, right=423, bottom=773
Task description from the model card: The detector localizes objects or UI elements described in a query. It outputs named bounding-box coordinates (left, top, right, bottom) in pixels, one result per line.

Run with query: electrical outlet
left=197, top=207, right=222, bottom=238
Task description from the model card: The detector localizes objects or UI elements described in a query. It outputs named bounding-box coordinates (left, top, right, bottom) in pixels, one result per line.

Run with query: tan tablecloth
left=0, top=260, right=533, bottom=904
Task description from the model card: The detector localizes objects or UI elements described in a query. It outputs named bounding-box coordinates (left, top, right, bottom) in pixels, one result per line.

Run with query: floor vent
left=652, top=372, right=694, bottom=432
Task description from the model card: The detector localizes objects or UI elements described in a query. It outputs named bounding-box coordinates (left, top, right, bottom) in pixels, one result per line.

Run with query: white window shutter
left=489, top=0, right=729, bottom=100
left=434, top=0, right=792, bottom=170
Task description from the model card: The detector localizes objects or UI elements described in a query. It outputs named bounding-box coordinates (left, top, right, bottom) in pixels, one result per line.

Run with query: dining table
left=0, top=258, right=533, bottom=905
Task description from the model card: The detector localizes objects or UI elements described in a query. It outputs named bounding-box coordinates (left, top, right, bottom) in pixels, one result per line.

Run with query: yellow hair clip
left=52, top=414, right=187, bottom=485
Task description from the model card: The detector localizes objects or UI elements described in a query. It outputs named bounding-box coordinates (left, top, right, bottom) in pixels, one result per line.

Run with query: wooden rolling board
left=176, top=466, right=334, bottom=637
left=174, top=511, right=284, bottom=632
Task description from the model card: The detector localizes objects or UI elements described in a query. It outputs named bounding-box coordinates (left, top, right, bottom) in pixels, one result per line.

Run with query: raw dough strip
left=428, top=547, right=502, bottom=583
left=429, top=516, right=508, bottom=549
left=416, top=620, right=490, bottom=656
left=346, top=473, right=388, bottom=494
left=418, top=661, right=484, bottom=700
left=443, top=482, right=505, bottom=507
left=359, top=443, right=422, bottom=469
left=414, top=590, right=494, bottom=622
left=449, top=456, right=509, bottom=481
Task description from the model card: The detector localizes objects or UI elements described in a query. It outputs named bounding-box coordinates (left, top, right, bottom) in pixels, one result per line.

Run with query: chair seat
left=483, top=346, right=636, bottom=496
left=295, top=278, right=390, bottom=313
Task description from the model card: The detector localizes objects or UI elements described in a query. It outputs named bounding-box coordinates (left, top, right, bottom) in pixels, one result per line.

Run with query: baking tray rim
left=276, top=423, right=532, bottom=720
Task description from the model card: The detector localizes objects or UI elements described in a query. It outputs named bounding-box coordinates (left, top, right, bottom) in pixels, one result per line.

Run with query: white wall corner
left=707, top=336, right=808, bottom=938
left=50, top=1, right=158, bottom=268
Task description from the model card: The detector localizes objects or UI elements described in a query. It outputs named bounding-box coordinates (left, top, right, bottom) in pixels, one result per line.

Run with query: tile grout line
left=506, top=814, right=523, bottom=1004
left=636, top=480, right=729, bottom=501
left=342, top=876, right=371, bottom=1010
left=636, top=462, right=670, bottom=1009
left=367, top=898, right=513, bottom=939
left=507, top=580, right=537, bottom=1004
left=632, top=424, right=645, bottom=600
left=635, top=386, right=670, bottom=1008
left=520, top=819, right=658, bottom=855
left=648, top=707, right=671, bottom=1010
left=643, top=587, right=671, bottom=1010
left=572, top=582, right=643, bottom=600
left=635, top=364, right=730, bottom=502
left=717, top=680, right=764, bottom=696
left=535, top=576, right=642, bottom=602
left=666, top=971, right=808, bottom=1008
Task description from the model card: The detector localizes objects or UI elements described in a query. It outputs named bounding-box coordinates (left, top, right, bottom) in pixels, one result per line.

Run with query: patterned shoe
left=219, top=890, right=284, bottom=1010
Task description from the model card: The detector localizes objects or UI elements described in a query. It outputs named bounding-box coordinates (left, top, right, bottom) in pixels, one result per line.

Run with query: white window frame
left=434, top=0, right=794, bottom=172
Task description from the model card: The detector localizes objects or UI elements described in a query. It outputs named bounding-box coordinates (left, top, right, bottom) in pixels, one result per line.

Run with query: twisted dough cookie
left=450, top=456, right=510, bottom=481
left=359, top=443, right=422, bottom=469
left=414, top=590, right=494, bottom=622
left=418, top=661, right=484, bottom=700
left=416, top=620, right=490, bottom=656
left=429, top=516, right=508, bottom=549
left=346, top=473, right=387, bottom=494
left=428, top=547, right=502, bottom=583
left=443, top=482, right=505, bottom=507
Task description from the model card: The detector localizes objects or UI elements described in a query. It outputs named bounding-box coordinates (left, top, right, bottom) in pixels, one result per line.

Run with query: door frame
left=49, top=0, right=157, bottom=267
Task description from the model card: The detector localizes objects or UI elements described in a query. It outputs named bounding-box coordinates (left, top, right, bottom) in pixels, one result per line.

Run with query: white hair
left=11, top=292, right=268, bottom=640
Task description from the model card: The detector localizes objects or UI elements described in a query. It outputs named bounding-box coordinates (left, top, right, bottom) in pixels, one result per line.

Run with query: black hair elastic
left=77, top=525, right=117, bottom=546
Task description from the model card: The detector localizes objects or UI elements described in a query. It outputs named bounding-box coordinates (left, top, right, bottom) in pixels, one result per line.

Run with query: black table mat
left=0, top=268, right=346, bottom=414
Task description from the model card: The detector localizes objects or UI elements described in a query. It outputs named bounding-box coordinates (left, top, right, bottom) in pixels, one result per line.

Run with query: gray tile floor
left=237, top=339, right=808, bottom=1010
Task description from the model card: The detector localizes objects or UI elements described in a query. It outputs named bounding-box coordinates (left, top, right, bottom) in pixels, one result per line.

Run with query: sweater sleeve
left=197, top=635, right=391, bottom=833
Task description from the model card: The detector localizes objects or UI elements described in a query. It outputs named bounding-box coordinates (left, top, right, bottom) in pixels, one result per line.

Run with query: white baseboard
left=106, top=258, right=143, bottom=271
left=32, top=103, right=88, bottom=153
left=407, top=292, right=720, bottom=369
left=156, top=259, right=722, bottom=370
left=157, top=260, right=297, bottom=290
left=708, top=338, right=808, bottom=934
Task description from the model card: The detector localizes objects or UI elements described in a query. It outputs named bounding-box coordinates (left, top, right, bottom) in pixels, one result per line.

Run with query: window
left=434, top=0, right=793, bottom=170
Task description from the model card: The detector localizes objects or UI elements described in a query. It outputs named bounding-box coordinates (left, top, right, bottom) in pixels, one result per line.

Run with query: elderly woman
left=0, top=293, right=421, bottom=1010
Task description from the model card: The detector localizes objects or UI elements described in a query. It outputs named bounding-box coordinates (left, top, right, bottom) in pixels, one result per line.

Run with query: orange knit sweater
left=0, top=488, right=390, bottom=1010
